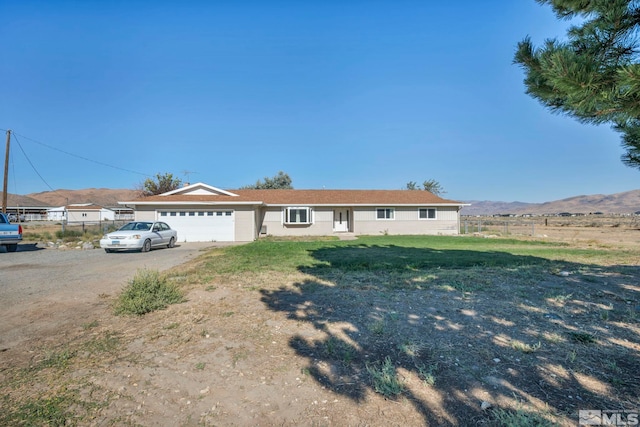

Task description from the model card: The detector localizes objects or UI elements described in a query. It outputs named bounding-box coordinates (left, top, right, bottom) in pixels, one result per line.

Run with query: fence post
left=531, top=221, right=535, bottom=236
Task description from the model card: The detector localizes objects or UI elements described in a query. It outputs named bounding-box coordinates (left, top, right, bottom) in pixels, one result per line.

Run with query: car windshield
left=119, top=222, right=152, bottom=231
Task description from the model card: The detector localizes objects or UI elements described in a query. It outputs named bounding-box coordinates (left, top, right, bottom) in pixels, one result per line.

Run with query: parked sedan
left=100, top=221, right=177, bottom=253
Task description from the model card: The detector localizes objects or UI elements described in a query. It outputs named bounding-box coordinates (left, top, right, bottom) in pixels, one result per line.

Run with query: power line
left=11, top=133, right=59, bottom=193
left=5, top=130, right=152, bottom=177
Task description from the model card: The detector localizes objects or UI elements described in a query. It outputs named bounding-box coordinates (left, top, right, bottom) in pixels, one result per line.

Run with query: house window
left=376, top=208, right=394, bottom=220
left=198, top=211, right=204, bottom=216
left=170, top=212, right=177, bottom=216
left=285, top=207, right=312, bottom=224
left=160, top=212, right=167, bottom=216
left=419, top=208, right=437, bottom=219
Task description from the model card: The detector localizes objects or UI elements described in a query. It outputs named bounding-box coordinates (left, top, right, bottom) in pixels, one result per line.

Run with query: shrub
left=366, top=356, right=404, bottom=397
left=55, top=229, right=83, bottom=240
left=114, top=269, right=184, bottom=316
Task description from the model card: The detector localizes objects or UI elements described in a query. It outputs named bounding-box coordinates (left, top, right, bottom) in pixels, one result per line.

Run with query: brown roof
left=127, top=189, right=462, bottom=206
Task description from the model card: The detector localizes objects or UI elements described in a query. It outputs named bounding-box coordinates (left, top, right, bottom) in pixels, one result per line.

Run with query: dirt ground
left=1, top=219, right=639, bottom=426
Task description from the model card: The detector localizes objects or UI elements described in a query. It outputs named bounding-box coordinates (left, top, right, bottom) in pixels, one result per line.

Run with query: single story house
left=46, top=206, right=67, bottom=221
left=66, top=203, right=115, bottom=223
left=119, top=182, right=467, bottom=242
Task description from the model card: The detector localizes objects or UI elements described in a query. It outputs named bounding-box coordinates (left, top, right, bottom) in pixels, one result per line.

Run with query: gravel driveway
left=0, top=242, right=217, bottom=352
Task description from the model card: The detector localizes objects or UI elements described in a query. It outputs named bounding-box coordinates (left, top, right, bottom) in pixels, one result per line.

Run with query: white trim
left=120, top=201, right=263, bottom=206
left=418, top=208, right=437, bottom=220
left=283, top=207, right=313, bottom=225
left=161, top=182, right=239, bottom=197
left=376, top=207, right=395, bottom=220
left=265, top=203, right=467, bottom=207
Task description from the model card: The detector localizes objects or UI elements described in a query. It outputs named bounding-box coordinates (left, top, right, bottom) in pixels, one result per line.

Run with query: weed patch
left=568, top=331, right=597, bottom=344
left=114, top=269, right=185, bottom=316
left=366, top=356, right=404, bottom=397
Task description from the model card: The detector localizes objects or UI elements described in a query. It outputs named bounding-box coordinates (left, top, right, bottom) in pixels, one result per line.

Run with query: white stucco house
left=46, top=206, right=68, bottom=221
left=65, top=204, right=115, bottom=222
left=118, top=182, right=467, bottom=243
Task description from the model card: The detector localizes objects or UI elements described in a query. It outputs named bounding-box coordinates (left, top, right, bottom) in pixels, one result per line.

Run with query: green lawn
left=189, top=234, right=634, bottom=275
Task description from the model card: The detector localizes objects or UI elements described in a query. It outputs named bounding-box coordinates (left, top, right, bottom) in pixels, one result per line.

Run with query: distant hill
left=0, top=192, right=53, bottom=207
left=462, top=189, right=640, bottom=216
left=25, top=188, right=140, bottom=207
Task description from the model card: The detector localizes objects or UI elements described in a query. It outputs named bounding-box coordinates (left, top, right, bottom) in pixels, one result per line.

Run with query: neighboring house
left=66, top=204, right=115, bottom=222
left=46, top=206, right=67, bottom=221
left=119, top=182, right=467, bottom=242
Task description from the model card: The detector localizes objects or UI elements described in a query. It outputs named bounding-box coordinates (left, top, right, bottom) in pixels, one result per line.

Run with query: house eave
left=120, top=201, right=468, bottom=208
left=119, top=201, right=264, bottom=206
left=265, top=203, right=468, bottom=207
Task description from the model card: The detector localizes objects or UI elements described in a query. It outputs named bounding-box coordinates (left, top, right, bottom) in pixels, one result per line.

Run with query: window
left=160, top=211, right=167, bottom=216
left=170, top=212, right=177, bottom=216
left=198, top=212, right=204, bottom=216
left=285, top=207, right=312, bottom=224
left=419, top=208, right=437, bottom=219
left=376, top=208, right=394, bottom=220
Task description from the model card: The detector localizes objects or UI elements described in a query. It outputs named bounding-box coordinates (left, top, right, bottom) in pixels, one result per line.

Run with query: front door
left=333, top=208, right=349, bottom=232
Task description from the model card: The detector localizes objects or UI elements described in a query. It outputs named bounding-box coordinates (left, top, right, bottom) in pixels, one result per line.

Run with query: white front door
left=333, top=208, right=349, bottom=232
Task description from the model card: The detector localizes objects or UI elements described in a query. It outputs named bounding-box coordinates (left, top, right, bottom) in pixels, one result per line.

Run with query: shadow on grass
left=260, top=243, right=640, bottom=425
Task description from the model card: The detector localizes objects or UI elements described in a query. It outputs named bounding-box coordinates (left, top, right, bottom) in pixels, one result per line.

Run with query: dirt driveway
left=0, top=242, right=217, bottom=352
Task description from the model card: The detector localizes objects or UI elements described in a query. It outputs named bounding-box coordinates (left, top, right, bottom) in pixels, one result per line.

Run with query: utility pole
left=2, top=129, right=10, bottom=213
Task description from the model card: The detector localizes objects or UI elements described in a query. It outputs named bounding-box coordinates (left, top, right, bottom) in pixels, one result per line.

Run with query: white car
left=100, top=221, right=177, bottom=253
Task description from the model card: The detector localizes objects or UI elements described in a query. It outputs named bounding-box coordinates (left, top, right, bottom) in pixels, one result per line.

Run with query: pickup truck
left=0, top=212, right=22, bottom=252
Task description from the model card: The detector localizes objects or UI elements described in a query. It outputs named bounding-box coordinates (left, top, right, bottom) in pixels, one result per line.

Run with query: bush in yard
left=55, top=229, right=83, bottom=241
left=115, top=269, right=184, bottom=316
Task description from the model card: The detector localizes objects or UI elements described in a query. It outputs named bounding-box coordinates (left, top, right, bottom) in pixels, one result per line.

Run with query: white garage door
left=158, top=210, right=235, bottom=242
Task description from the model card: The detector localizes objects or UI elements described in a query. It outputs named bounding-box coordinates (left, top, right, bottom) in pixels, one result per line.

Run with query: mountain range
left=460, top=189, right=640, bottom=216
left=2, top=188, right=140, bottom=209
left=2, top=188, right=639, bottom=216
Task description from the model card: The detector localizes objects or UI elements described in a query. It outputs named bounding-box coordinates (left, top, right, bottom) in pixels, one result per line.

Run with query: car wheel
left=167, top=237, right=175, bottom=248
left=141, top=239, right=152, bottom=252
left=104, top=248, right=113, bottom=253
left=5, top=244, right=18, bottom=253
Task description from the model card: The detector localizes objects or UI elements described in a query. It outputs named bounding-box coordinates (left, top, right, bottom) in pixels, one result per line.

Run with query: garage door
left=158, top=210, right=235, bottom=242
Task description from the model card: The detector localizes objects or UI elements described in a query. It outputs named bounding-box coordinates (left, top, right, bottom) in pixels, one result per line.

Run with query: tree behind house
left=242, top=171, right=293, bottom=189
left=140, top=173, right=182, bottom=196
left=406, top=179, right=446, bottom=196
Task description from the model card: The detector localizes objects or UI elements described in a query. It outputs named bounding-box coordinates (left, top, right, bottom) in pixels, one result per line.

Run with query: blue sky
left=1, top=1, right=638, bottom=203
